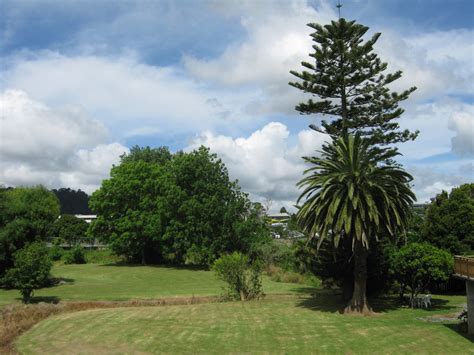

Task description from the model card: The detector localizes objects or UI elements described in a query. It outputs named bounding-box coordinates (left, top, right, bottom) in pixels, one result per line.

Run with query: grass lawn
left=0, top=263, right=312, bottom=306
left=16, top=294, right=472, bottom=354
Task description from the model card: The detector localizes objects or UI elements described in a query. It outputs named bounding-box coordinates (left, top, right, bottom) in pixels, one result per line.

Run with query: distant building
left=74, top=214, right=97, bottom=224
left=268, top=212, right=289, bottom=222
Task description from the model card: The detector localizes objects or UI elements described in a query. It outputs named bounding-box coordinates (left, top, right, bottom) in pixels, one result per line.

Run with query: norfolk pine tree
left=289, top=18, right=418, bottom=146
left=290, top=18, right=418, bottom=314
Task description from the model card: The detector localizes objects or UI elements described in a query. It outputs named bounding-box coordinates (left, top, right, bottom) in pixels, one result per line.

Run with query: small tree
left=63, top=246, right=86, bottom=264
left=213, top=252, right=264, bottom=301
left=5, top=242, right=52, bottom=303
left=390, top=243, right=453, bottom=306
left=0, top=186, right=59, bottom=278
left=51, top=214, right=89, bottom=246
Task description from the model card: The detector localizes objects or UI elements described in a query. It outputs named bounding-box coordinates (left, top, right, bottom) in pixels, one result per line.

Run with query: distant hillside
left=52, top=188, right=92, bottom=215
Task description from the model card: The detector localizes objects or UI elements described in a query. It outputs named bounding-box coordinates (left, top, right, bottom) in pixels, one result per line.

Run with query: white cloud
left=184, top=0, right=336, bottom=115
left=186, top=3, right=473, bottom=116
left=2, top=52, right=257, bottom=137
left=0, top=90, right=128, bottom=193
left=407, top=166, right=469, bottom=203
left=187, top=122, right=327, bottom=211
left=398, top=99, right=473, bottom=160
left=448, top=110, right=474, bottom=157
left=0, top=89, right=106, bottom=164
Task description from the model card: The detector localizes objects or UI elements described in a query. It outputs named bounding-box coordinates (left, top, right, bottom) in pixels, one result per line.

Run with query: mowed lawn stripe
left=0, top=263, right=309, bottom=305
left=16, top=296, right=472, bottom=354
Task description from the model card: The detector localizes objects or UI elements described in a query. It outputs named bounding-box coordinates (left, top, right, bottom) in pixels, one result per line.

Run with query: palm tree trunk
left=344, top=238, right=372, bottom=314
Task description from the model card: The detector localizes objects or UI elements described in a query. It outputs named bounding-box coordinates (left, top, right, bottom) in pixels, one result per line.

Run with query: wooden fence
left=454, top=256, right=474, bottom=280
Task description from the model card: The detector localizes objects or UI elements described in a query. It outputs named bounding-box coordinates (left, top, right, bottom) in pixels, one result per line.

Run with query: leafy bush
left=390, top=242, right=453, bottom=306
left=266, top=265, right=321, bottom=286
left=49, top=245, right=63, bottom=261
left=0, top=186, right=59, bottom=278
left=50, top=214, right=89, bottom=246
left=63, top=246, right=86, bottom=264
left=4, top=242, right=52, bottom=303
left=251, top=241, right=295, bottom=270
left=212, top=252, right=264, bottom=301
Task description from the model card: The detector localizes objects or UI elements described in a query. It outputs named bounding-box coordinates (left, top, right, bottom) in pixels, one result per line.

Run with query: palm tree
left=297, top=134, right=415, bottom=314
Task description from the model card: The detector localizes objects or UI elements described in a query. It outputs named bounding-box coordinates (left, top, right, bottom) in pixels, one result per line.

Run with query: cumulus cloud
left=0, top=90, right=128, bottom=193
left=187, top=122, right=327, bottom=211
left=407, top=165, right=469, bottom=203
left=184, top=0, right=336, bottom=115
left=397, top=99, right=473, bottom=160
left=0, top=89, right=106, bottom=165
left=2, top=52, right=257, bottom=137
left=448, top=111, right=474, bottom=157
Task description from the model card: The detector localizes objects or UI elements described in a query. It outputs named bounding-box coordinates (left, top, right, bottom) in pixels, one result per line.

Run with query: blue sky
left=0, top=0, right=472, bottom=209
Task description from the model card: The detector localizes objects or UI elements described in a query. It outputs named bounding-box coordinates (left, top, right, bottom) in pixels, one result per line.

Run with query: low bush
left=266, top=265, right=321, bottom=286
left=84, top=248, right=123, bottom=264
left=213, top=252, right=264, bottom=301
left=49, top=245, right=63, bottom=261
left=63, top=246, right=86, bottom=264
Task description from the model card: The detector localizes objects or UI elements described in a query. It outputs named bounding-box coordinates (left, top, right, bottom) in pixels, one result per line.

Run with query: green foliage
left=289, top=18, right=417, bottom=146
left=421, top=183, right=474, bottom=254
left=4, top=242, right=52, bottom=303
left=51, top=214, right=89, bottom=246
left=49, top=245, right=63, bottom=261
left=120, top=145, right=173, bottom=165
left=0, top=186, right=60, bottom=277
left=297, top=134, right=415, bottom=310
left=251, top=241, right=295, bottom=271
left=63, top=246, right=86, bottom=264
left=390, top=243, right=453, bottom=304
left=89, top=146, right=269, bottom=265
left=212, top=252, right=264, bottom=301
left=294, top=237, right=395, bottom=298
left=297, top=134, right=415, bottom=248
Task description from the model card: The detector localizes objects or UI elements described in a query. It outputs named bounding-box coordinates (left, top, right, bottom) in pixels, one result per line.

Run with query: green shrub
left=212, top=252, right=264, bottom=301
left=63, top=246, right=86, bottom=264
left=49, top=245, right=63, bottom=261
left=251, top=241, right=295, bottom=270
left=266, top=265, right=321, bottom=286
left=390, top=242, right=453, bottom=305
left=4, top=242, right=52, bottom=303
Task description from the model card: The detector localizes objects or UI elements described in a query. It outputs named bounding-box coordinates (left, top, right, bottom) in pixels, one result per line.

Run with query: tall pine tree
left=289, top=18, right=418, bottom=146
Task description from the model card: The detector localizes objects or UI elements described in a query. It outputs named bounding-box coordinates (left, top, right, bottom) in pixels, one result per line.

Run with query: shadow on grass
left=47, top=277, right=75, bottom=288
left=14, top=296, right=60, bottom=304
left=287, top=286, right=320, bottom=295
left=296, top=292, right=453, bottom=314
left=443, top=323, right=474, bottom=343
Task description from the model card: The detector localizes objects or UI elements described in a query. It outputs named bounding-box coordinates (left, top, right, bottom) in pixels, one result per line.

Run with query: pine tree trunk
left=344, top=239, right=373, bottom=314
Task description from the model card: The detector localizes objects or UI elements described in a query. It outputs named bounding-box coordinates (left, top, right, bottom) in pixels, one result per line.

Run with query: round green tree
left=5, top=242, right=52, bottom=303
left=0, top=186, right=59, bottom=277
left=390, top=243, right=453, bottom=306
